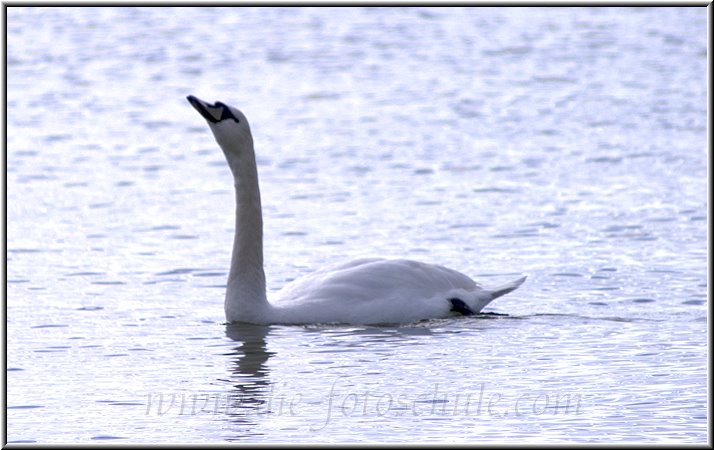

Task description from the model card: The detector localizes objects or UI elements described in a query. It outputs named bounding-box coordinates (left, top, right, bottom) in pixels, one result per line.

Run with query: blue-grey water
left=5, top=6, right=708, bottom=444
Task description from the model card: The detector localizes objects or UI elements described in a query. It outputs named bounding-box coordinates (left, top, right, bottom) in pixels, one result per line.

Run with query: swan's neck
left=225, top=152, right=269, bottom=321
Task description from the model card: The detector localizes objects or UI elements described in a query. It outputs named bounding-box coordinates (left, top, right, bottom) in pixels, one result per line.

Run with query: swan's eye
left=215, top=103, right=239, bottom=123
left=221, top=108, right=239, bottom=123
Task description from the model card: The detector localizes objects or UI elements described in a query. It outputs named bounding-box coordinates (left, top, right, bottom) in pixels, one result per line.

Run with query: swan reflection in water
left=220, top=323, right=441, bottom=425
left=222, top=323, right=273, bottom=433
left=220, top=321, right=493, bottom=438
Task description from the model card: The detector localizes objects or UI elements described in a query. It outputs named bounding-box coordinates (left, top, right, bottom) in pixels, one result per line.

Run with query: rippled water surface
left=5, top=6, right=708, bottom=444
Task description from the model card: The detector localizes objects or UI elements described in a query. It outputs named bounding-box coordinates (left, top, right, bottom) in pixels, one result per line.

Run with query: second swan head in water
left=186, top=95, right=526, bottom=325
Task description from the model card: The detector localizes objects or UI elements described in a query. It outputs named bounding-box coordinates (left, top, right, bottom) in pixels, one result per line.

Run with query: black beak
left=186, top=95, right=239, bottom=123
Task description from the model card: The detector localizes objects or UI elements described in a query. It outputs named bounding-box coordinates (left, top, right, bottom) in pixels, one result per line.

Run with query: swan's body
left=187, top=95, right=526, bottom=325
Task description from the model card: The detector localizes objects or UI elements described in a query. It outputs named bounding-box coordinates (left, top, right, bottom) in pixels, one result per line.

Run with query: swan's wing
left=277, top=258, right=478, bottom=302
left=272, top=259, right=489, bottom=324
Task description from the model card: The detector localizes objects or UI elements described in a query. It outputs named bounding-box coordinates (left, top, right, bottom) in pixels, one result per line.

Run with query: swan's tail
left=488, top=276, right=527, bottom=300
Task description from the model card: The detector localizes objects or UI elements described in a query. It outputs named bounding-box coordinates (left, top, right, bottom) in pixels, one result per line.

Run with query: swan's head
left=187, top=95, right=254, bottom=174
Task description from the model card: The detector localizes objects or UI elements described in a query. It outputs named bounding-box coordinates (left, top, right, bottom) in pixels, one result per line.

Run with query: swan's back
left=272, top=258, right=494, bottom=324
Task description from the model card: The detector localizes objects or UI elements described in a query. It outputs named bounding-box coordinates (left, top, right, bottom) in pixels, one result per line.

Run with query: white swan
left=187, top=95, right=526, bottom=325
